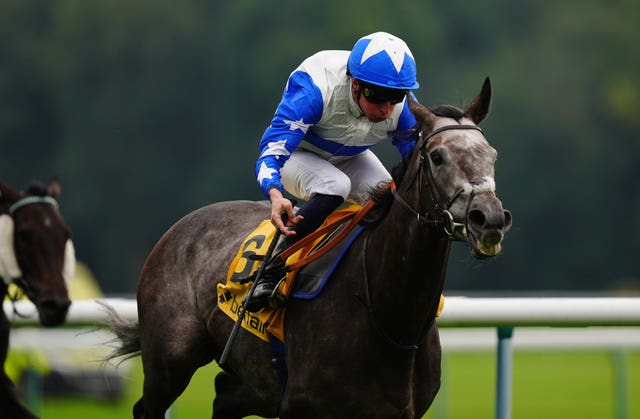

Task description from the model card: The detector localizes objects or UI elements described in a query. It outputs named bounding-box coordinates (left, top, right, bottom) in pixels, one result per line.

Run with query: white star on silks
left=260, top=139, right=291, bottom=159
left=360, top=35, right=413, bottom=73
left=283, top=118, right=311, bottom=134
left=257, top=162, right=279, bottom=184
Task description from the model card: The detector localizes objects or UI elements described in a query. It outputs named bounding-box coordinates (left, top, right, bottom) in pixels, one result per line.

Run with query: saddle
left=216, top=204, right=367, bottom=342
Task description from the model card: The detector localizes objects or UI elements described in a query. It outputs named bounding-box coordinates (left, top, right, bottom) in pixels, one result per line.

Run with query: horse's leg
left=134, top=289, right=217, bottom=419
left=138, top=318, right=217, bottom=419
left=212, top=370, right=279, bottom=419
left=0, top=313, right=38, bottom=419
left=0, top=372, right=37, bottom=419
left=412, top=322, right=442, bottom=418
left=135, top=338, right=214, bottom=419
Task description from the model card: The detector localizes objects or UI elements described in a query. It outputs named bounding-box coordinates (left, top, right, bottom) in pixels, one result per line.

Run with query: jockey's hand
left=268, top=188, right=303, bottom=236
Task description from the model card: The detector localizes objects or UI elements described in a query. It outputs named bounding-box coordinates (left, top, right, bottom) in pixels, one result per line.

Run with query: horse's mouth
left=468, top=229, right=504, bottom=259
left=474, top=240, right=502, bottom=258
left=462, top=202, right=511, bottom=259
left=39, top=312, right=68, bottom=327
left=35, top=298, right=71, bottom=327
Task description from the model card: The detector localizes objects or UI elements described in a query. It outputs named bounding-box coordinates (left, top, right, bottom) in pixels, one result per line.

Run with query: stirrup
left=268, top=277, right=288, bottom=308
left=243, top=276, right=287, bottom=312
left=236, top=255, right=286, bottom=284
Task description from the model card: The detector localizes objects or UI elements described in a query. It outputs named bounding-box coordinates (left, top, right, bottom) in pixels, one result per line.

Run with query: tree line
left=1, top=0, right=638, bottom=294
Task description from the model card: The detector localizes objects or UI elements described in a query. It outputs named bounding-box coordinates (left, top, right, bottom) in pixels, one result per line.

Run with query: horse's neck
left=364, top=197, right=450, bottom=342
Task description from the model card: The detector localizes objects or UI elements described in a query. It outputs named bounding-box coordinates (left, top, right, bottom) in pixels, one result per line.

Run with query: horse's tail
left=97, top=300, right=141, bottom=365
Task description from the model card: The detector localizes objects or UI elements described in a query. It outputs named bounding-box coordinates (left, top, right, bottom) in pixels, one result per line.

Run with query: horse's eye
left=430, top=150, right=444, bottom=166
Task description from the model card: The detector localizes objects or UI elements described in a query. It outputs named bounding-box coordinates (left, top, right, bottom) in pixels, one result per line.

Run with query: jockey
left=246, top=32, right=421, bottom=312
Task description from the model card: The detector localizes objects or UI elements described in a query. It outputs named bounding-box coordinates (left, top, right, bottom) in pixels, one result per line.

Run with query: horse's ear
left=465, top=77, right=492, bottom=125
left=47, top=177, right=62, bottom=200
left=0, top=182, right=20, bottom=210
left=408, top=96, right=436, bottom=134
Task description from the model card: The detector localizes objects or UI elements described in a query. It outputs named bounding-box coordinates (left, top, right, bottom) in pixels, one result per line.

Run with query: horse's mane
left=432, top=104, right=465, bottom=120
left=362, top=105, right=465, bottom=226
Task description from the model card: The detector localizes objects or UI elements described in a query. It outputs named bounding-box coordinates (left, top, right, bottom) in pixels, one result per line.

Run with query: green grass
left=426, top=351, right=640, bottom=419
left=35, top=350, right=640, bottom=419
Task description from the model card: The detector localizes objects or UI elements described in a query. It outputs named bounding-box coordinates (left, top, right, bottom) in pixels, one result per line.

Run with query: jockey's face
left=352, top=79, right=399, bottom=123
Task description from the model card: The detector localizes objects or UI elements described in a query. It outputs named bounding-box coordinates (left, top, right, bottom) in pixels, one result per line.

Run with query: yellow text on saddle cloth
left=216, top=206, right=445, bottom=343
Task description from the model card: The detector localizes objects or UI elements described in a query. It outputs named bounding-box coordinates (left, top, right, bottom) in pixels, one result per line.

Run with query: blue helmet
left=347, top=32, right=419, bottom=90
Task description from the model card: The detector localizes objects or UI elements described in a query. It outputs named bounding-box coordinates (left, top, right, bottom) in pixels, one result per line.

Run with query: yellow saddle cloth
left=216, top=205, right=362, bottom=342
left=216, top=205, right=445, bottom=343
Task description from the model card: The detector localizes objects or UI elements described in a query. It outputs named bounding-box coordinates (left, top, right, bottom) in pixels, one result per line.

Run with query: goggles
left=360, top=82, right=407, bottom=105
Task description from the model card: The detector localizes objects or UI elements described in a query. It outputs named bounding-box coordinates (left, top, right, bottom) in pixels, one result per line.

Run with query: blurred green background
left=1, top=1, right=638, bottom=295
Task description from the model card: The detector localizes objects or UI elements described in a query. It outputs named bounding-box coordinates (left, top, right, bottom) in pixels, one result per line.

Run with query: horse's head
left=407, top=77, right=512, bottom=258
left=0, top=179, right=74, bottom=326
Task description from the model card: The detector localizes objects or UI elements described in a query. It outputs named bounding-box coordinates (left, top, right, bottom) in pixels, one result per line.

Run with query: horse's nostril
left=503, top=210, right=513, bottom=230
left=468, top=209, right=486, bottom=227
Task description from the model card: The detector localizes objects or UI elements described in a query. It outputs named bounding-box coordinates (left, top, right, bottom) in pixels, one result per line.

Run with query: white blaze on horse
left=0, top=178, right=75, bottom=419
left=104, top=78, right=511, bottom=419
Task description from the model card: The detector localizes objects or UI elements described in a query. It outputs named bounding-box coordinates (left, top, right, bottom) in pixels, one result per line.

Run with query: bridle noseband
left=392, top=124, right=484, bottom=242
left=9, top=195, right=59, bottom=214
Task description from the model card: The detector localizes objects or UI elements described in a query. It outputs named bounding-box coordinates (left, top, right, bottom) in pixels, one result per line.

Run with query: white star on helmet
left=360, top=34, right=414, bottom=73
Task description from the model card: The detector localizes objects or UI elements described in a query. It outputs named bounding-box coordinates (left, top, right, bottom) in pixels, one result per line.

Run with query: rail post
left=495, top=326, right=513, bottom=419
left=612, top=349, right=629, bottom=419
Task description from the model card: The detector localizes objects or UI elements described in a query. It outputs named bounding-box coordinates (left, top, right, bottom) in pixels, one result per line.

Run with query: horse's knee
left=212, top=372, right=241, bottom=418
left=215, top=370, right=240, bottom=389
left=133, top=398, right=144, bottom=418
left=213, top=371, right=240, bottom=413
left=213, top=371, right=278, bottom=419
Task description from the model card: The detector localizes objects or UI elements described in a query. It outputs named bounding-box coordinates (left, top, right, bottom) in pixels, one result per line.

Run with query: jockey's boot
left=244, top=193, right=344, bottom=312
left=243, top=236, right=291, bottom=313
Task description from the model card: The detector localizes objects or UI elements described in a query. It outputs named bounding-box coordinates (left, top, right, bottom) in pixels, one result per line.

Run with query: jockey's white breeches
left=280, top=150, right=391, bottom=206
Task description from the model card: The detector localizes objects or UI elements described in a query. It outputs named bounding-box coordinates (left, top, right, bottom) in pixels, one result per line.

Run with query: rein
left=356, top=125, right=484, bottom=350
left=393, top=124, right=484, bottom=242
left=277, top=185, right=388, bottom=272
left=358, top=230, right=434, bottom=351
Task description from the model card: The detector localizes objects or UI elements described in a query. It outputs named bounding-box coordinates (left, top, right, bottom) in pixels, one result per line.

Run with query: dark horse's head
left=0, top=179, right=74, bottom=326
left=399, top=77, right=512, bottom=258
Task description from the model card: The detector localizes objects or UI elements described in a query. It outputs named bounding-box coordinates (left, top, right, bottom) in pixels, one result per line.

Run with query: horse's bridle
left=358, top=124, right=486, bottom=351
left=391, top=124, right=484, bottom=242
left=9, top=195, right=59, bottom=214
